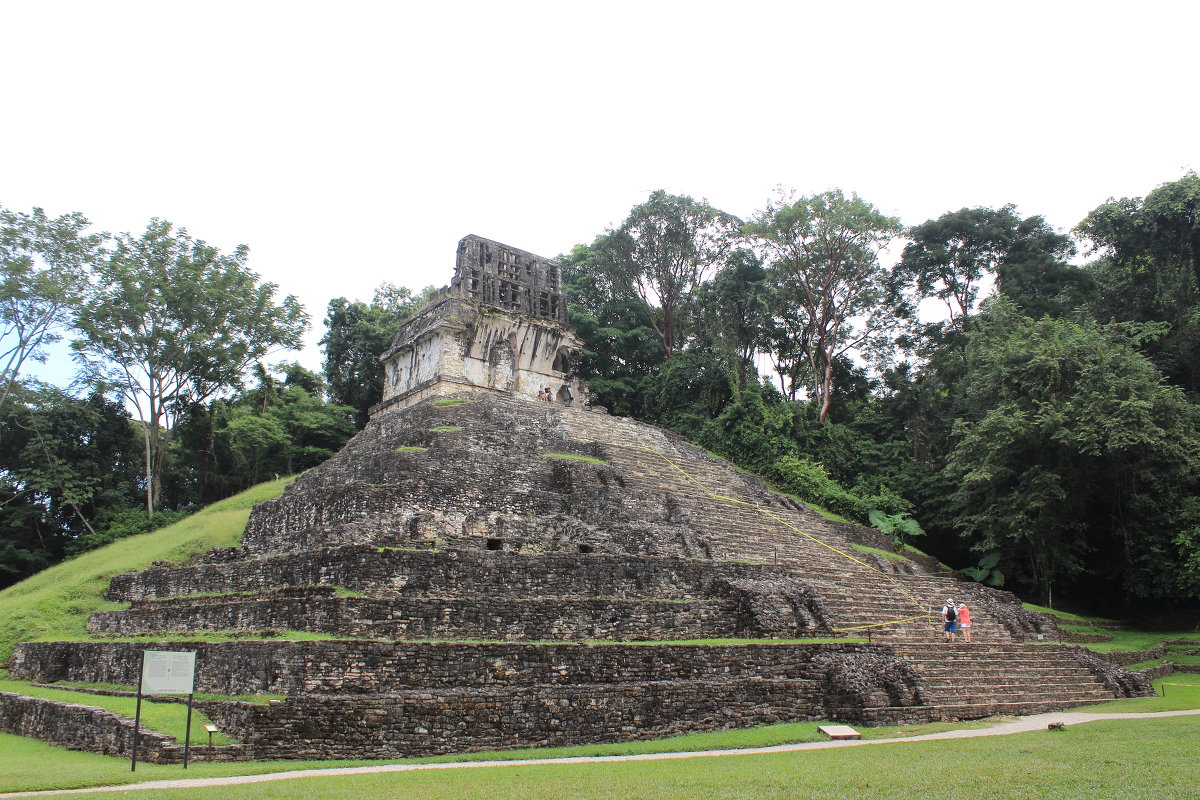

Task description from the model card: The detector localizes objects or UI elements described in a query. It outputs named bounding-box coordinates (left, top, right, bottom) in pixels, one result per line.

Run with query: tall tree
left=746, top=189, right=904, bottom=422
left=561, top=241, right=666, bottom=416
left=72, top=219, right=308, bottom=515
left=1077, top=174, right=1200, bottom=391
left=172, top=363, right=356, bottom=502
left=943, top=299, right=1200, bottom=604
left=0, top=206, right=105, bottom=411
left=690, top=249, right=770, bottom=389
left=602, top=191, right=739, bottom=358
left=897, top=206, right=1016, bottom=326
left=321, top=283, right=434, bottom=426
left=0, top=382, right=143, bottom=585
left=895, top=205, right=1082, bottom=352
left=994, top=214, right=1086, bottom=319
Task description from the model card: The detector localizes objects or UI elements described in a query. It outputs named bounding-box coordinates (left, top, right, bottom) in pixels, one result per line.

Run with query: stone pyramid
left=10, top=236, right=1150, bottom=760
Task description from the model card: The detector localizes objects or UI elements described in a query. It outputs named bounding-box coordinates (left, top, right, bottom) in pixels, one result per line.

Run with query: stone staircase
left=870, top=643, right=1122, bottom=721
left=557, top=404, right=1046, bottom=643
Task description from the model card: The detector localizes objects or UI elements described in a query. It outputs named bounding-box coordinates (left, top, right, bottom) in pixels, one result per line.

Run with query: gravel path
left=5, top=709, right=1199, bottom=798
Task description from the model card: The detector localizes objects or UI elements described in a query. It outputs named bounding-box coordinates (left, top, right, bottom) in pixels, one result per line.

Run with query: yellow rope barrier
left=577, top=437, right=932, bottom=633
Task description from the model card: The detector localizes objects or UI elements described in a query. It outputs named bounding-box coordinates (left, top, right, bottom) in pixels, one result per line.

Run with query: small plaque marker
left=818, top=724, right=861, bottom=740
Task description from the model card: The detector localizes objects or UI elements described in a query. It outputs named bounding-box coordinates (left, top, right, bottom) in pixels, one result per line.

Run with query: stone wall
left=1092, top=644, right=1166, bottom=667
left=105, top=546, right=789, bottom=604
left=0, top=691, right=250, bottom=762
left=13, top=640, right=889, bottom=696
left=0, top=691, right=176, bottom=762
left=448, top=235, right=567, bottom=323
left=1140, top=662, right=1175, bottom=681
left=89, top=592, right=744, bottom=641
left=1068, top=647, right=1154, bottom=697
left=12, top=640, right=935, bottom=759
left=235, top=398, right=713, bottom=559
left=377, top=299, right=586, bottom=411
left=199, top=681, right=827, bottom=760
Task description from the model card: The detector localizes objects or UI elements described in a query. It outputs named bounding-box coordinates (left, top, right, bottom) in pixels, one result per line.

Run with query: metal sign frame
left=131, top=650, right=197, bottom=771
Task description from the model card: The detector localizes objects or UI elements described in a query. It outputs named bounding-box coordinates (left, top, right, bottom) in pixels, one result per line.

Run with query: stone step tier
left=96, top=545, right=1050, bottom=645
left=90, top=590, right=746, bottom=642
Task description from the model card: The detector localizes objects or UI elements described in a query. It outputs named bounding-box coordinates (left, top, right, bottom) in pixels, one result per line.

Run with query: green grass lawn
left=0, top=720, right=978, bottom=794
left=1065, top=628, right=1197, bottom=653
left=540, top=452, right=608, bottom=464
left=1020, top=602, right=1119, bottom=625
left=0, top=477, right=293, bottom=666
left=1019, top=603, right=1200, bottom=656
left=7, top=714, right=1198, bottom=800
left=850, top=542, right=908, bottom=563
left=1084, top=672, right=1200, bottom=712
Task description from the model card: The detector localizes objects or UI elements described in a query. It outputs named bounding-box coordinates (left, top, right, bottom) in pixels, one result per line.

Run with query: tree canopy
left=0, top=206, right=104, bottom=411
left=593, top=191, right=739, bottom=358
left=943, top=300, right=1200, bottom=602
left=320, top=283, right=435, bottom=426
left=72, top=219, right=308, bottom=514
left=6, top=177, right=1200, bottom=613
left=746, top=189, right=905, bottom=421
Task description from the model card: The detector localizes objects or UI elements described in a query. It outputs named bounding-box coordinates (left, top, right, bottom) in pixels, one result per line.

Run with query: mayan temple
left=9, top=235, right=1150, bottom=760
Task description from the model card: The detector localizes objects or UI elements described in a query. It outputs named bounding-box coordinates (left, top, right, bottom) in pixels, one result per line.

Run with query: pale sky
left=3, top=0, right=1196, bottom=380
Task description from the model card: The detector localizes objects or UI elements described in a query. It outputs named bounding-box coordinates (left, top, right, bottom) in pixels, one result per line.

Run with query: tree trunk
left=818, top=351, right=835, bottom=423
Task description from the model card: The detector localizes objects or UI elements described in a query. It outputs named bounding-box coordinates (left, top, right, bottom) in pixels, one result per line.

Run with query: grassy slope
left=0, top=477, right=293, bottom=666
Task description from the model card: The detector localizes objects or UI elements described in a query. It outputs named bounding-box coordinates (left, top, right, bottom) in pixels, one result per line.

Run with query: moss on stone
left=541, top=452, right=608, bottom=465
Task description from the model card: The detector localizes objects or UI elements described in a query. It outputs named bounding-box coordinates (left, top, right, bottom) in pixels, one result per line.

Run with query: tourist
left=542, top=386, right=553, bottom=402
left=941, top=598, right=958, bottom=643
left=957, top=602, right=972, bottom=642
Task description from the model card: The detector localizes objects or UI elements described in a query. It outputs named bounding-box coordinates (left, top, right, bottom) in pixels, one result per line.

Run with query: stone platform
left=6, top=391, right=1151, bottom=759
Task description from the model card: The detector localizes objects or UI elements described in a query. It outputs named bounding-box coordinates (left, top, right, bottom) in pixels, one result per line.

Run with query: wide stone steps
left=576, top=443, right=894, bottom=570
left=879, top=643, right=1118, bottom=716
left=804, top=593, right=1002, bottom=643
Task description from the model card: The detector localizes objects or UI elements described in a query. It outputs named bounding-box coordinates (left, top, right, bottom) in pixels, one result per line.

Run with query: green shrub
left=64, top=507, right=190, bottom=557
left=867, top=509, right=925, bottom=549
left=769, top=456, right=867, bottom=521
left=696, top=385, right=796, bottom=474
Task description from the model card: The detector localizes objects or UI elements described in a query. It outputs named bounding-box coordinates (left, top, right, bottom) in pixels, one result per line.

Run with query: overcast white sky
left=3, top=0, right=1197, bottom=379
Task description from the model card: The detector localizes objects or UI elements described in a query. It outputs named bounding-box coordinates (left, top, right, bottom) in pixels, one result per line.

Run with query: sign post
left=131, top=650, right=197, bottom=771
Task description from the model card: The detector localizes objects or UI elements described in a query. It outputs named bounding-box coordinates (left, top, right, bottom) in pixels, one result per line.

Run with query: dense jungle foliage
left=3, top=175, right=1199, bottom=616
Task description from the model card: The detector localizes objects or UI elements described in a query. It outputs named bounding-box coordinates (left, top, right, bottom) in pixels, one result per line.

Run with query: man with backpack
left=941, top=598, right=958, bottom=643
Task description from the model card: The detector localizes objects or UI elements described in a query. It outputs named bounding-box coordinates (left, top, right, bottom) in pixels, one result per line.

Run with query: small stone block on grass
left=818, top=724, right=861, bottom=739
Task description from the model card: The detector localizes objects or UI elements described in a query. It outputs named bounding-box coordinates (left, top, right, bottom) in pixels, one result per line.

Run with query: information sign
left=140, top=650, right=196, bottom=695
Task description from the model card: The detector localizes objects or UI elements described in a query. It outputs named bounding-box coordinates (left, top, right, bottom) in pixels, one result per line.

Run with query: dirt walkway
left=6, top=709, right=1199, bottom=798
